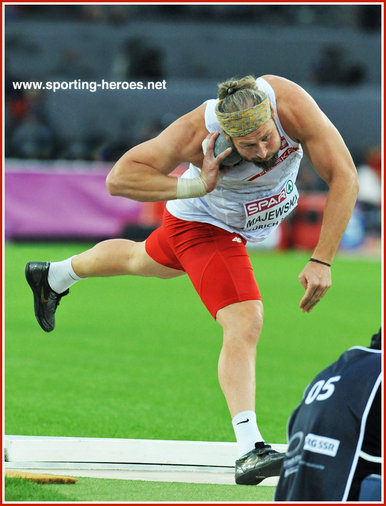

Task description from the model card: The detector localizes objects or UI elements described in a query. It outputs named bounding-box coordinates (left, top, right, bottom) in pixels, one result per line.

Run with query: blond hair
left=217, top=75, right=267, bottom=113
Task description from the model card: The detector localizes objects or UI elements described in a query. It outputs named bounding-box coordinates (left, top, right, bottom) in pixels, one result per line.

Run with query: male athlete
left=26, top=75, right=359, bottom=485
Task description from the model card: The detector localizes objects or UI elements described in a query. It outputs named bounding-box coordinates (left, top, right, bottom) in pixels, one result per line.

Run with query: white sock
left=232, top=410, right=264, bottom=458
left=47, top=256, right=82, bottom=293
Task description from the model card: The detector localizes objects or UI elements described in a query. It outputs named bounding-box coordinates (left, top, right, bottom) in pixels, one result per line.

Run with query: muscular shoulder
left=125, top=103, right=208, bottom=173
left=262, top=74, right=325, bottom=143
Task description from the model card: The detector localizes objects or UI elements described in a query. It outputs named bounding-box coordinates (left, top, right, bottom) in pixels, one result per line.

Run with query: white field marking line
left=4, top=436, right=286, bottom=486
left=5, top=435, right=287, bottom=467
left=5, top=462, right=234, bottom=472
left=4, top=462, right=279, bottom=486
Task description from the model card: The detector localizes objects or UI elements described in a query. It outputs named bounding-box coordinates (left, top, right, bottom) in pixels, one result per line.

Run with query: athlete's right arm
left=106, top=104, right=231, bottom=202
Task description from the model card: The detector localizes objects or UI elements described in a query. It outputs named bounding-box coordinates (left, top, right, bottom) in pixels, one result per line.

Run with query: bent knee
left=217, top=300, right=264, bottom=345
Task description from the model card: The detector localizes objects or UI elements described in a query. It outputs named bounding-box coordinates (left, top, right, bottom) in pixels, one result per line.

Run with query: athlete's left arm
left=264, top=75, right=359, bottom=313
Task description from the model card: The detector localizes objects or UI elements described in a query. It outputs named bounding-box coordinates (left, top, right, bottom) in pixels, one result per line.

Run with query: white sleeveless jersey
left=166, top=77, right=303, bottom=242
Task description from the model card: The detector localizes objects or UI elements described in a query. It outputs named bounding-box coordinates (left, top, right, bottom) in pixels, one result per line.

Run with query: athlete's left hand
left=298, top=261, right=332, bottom=312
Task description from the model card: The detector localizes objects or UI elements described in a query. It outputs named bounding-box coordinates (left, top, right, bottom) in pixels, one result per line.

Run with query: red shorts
left=145, top=210, right=261, bottom=318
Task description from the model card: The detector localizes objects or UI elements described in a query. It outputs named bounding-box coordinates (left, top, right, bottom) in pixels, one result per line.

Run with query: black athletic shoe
left=25, top=261, right=69, bottom=332
left=235, top=442, right=285, bottom=485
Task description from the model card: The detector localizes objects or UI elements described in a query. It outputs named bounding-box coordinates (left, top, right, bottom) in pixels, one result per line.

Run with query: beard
left=230, top=140, right=280, bottom=171
left=247, top=150, right=279, bottom=171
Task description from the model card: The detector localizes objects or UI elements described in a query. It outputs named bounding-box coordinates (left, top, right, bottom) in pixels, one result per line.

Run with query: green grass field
left=4, top=476, right=276, bottom=502
left=4, top=242, right=381, bottom=502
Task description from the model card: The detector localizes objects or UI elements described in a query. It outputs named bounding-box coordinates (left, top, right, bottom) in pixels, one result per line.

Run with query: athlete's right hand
left=200, top=131, right=232, bottom=193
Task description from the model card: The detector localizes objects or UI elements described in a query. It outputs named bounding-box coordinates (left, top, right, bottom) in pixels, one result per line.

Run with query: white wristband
left=176, top=177, right=207, bottom=199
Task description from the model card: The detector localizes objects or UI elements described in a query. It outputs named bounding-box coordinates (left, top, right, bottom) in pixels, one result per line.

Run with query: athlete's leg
left=165, top=215, right=263, bottom=423
left=216, top=299, right=284, bottom=484
left=164, top=215, right=266, bottom=457
left=216, top=299, right=263, bottom=418
left=71, top=239, right=184, bottom=279
left=26, top=229, right=184, bottom=332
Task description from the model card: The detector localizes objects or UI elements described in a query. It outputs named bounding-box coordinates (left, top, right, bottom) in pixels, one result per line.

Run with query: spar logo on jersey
left=246, top=180, right=294, bottom=216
